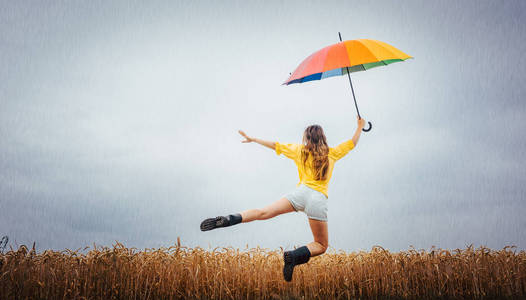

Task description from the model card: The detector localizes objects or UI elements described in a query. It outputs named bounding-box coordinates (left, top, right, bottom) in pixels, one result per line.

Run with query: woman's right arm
left=238, top=130, right=276, bottom=150
left=330, top=116, right=366, bottom=161
left=351, top=116, right=366, bottom=146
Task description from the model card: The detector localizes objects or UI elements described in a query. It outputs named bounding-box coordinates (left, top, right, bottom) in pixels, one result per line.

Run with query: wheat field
left=1, top=238, right=525, bottom=299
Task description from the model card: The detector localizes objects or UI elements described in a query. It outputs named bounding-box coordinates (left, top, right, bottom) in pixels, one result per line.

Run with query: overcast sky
left=1, top=1, right=525, bottom=253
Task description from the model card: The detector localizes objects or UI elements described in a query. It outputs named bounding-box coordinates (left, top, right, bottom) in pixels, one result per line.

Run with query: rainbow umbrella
left=284, top=33, right=413, bottom=132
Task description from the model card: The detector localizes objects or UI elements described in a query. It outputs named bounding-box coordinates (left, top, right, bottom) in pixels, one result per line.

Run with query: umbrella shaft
left=339, top=32, right=362, bottom=118
left=345, top=66, right=361, bottom=119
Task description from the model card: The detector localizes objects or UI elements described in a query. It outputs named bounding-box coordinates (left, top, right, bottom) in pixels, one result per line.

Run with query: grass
left=1, top=238, right=525, bottom=299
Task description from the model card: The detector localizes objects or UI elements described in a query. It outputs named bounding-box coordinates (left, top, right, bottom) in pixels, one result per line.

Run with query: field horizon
left=1, top=238, right=525, bottom=299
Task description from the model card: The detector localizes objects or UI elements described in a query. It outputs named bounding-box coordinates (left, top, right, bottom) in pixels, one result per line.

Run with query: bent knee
left=317, top=242, right=328, bottom=253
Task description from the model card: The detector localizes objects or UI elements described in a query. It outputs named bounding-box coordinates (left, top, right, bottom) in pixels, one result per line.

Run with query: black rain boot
left=283, top=245, right=311, bottom=282
left=200, top=213, right=242, bottom=231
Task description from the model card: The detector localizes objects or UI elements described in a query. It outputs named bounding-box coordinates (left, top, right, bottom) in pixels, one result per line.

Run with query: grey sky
left=1, top=1, right=525, bottom=252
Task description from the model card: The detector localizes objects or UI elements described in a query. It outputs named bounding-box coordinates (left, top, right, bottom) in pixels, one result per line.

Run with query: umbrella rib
left=364, top=39, right=398, bottom=60
left=348, top=40, right=382, bottom=69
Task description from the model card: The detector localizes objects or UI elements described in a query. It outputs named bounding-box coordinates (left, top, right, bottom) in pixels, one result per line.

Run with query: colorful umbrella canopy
left=284, top=34, right=413, bottom=132
left=284, top=38, right=412, bottom=85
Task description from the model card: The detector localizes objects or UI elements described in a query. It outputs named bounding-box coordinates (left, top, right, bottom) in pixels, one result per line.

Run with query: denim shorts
left=283, top=184, right=328, bottom=221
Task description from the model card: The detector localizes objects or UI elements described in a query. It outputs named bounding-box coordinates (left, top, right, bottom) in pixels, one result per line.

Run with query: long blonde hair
left=301, top=125, right=329, bottom=181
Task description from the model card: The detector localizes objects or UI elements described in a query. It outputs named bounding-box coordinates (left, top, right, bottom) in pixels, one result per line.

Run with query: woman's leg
left=283, top=217, right=325, bottom=281
left=306, top=218, right=328, bottom=257
left=240, top=197, right=295, bottom=223
left=200, top=198, right=295, bottom=231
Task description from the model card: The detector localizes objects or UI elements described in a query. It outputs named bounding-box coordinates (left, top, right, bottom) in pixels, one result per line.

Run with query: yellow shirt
left=275, top=140, right=355, bottom=197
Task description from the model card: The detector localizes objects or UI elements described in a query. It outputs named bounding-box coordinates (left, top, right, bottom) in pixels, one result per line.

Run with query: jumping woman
left=200, top=116, right=366, bottom=281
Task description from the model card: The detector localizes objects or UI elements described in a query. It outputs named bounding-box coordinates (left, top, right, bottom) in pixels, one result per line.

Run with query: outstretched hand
left=238, top=130, right=253, bottom=143
left=357, top=116, right=366, bottom=129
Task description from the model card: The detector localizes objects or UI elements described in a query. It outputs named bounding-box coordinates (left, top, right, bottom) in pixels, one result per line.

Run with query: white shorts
left=283, top=184, right=328, bottom=221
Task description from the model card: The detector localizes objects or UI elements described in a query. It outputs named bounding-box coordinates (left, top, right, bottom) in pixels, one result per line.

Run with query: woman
left=200, top=116, right=366, bottom=281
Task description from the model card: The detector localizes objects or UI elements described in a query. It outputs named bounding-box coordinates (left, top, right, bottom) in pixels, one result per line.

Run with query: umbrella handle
left=362, top=121, right=372, bottom=132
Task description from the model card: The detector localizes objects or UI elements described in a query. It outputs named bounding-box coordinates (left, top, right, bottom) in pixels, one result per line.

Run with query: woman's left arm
left=239, top=130, right=276, bottom=150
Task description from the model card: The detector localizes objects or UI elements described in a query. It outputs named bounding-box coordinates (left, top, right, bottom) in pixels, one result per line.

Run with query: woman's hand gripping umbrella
left=283, top=33, right=413, bottom=132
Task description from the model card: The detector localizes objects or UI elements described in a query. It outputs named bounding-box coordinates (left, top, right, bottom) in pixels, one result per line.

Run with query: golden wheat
left=1, top=238, right=524, bottom=299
